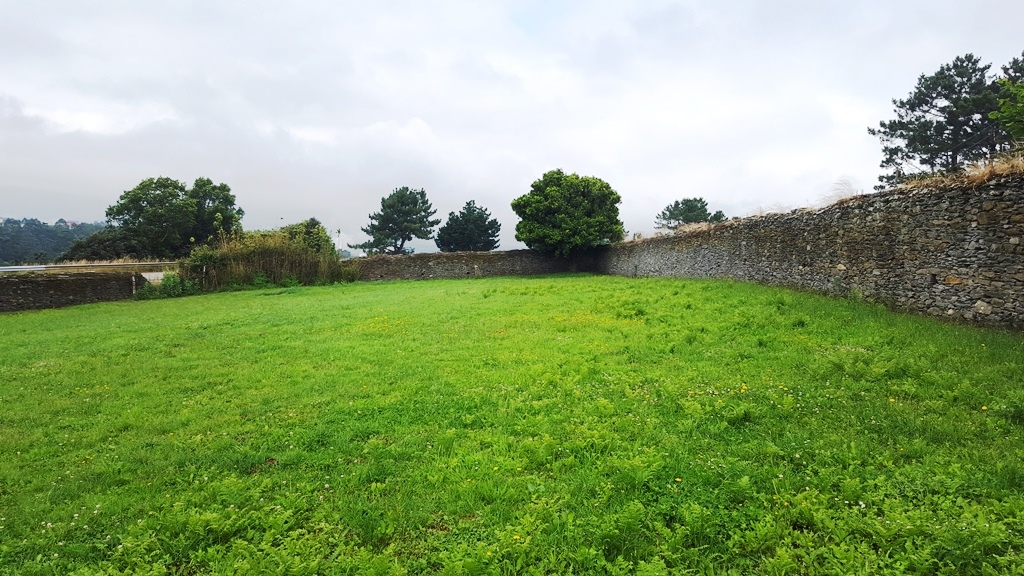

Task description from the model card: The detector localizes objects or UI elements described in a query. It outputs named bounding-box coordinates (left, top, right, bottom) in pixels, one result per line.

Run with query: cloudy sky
left=2, top=1, right=1022, bottom=252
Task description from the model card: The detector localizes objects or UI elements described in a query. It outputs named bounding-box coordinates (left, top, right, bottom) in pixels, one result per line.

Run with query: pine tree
left=655, top=198, right=726, bottom=230
left=435, top=201, right=501, bottom=252
left=349, top=187, right=440, bottom=255
left=868, top=53, right=1013, bottom=189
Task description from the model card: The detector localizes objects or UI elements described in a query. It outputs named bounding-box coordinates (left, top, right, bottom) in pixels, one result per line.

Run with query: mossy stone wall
left=593, top=178, right=1024, bottom=329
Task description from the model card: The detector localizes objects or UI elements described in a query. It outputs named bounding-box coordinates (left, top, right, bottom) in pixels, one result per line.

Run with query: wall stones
left=0, top=272, right=144, bottom=312
left=4, top=178, right=1020, bottom=329
left=355, top=249, right=573, bottom=280
left=592, top=176, right=1024, bottom=330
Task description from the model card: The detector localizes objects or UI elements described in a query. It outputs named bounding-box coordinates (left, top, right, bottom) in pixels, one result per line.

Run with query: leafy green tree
left=867, top=53, right=1013, bottom=189
left=105, top=177, right=194, bottom=258
left=991, top=78, right=1024, bottom=141
left=654, top=198, right=726, bottom=229
left=281, top=217, right=336, bottom=255
left=349, top=187, right=440, bottom=255
left=510, top=169, right=624, bottom=258
left=187, top=177, right=244, bottom=244
left=435, top=201, right=501, bottom=252
left=105, top=176, right=243, bottom=258
left=57, top=226, right=144, bottom=262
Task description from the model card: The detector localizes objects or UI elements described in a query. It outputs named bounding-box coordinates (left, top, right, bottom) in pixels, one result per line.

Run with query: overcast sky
left=2, top=1, right=1022, bottom=252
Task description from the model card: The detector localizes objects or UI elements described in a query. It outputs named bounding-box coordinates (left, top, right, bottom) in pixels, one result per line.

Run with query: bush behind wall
left=181, top=231, right=358, bottom=290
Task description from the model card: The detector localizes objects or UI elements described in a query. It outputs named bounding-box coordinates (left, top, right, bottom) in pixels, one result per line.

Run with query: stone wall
left=0, top=272, right=145, bottom=312
left=4, top=178, right=1020, bottom=328
left=355, top=249, right=573, bottom=280
left=593, top=177, right=1024, bottom=329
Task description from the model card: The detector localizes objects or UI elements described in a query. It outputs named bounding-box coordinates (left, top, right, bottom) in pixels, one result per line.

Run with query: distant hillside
left=0, top=218, right=105, bottom=265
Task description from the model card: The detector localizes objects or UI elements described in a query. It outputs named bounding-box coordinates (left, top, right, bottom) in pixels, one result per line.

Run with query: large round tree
left=84, top=176, right=243, bottom=260
left=511, top=169, right=625, bottom=259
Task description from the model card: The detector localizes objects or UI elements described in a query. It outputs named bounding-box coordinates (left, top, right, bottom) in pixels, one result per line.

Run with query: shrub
left=160, top=272, right=184, bottom=297
left=134, top=272, right=200, bottom=300
left=180, top=230, right=359, bottom=290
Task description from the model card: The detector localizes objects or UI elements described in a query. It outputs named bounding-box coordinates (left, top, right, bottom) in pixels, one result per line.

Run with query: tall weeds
left=181, top=230, right=358, bottom=290
left=902, top=148, right=1024, bottom=190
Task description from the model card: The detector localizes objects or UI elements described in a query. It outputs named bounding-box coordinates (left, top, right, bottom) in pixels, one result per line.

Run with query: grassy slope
left=1, top=275, right=1022, bottom=575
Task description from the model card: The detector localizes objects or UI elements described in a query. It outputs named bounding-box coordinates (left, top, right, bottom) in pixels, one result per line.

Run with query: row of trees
left=50, top=171, right=659, bottom=267
left=353, top=51, right=1023, bottom=253
left=0, top=218, right=105, bottom=265
left=349, top=174, right=729, bottom=259
left=350, top=172, right=620, bottom=258
left=20, top=50, right=1023, bottom=267
left=349, top=187, right=502, bottom=255
left=47, top=173, right=719, bottom=267
left=869, top=51, right=1024, bottom=188
left=349, top=52, right=1024, bottom=254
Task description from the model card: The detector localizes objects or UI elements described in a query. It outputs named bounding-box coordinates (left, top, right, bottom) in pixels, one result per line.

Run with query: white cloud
left=22, top=101, right=179, bottom=135
left=1, top=0, right=1022, bottom=251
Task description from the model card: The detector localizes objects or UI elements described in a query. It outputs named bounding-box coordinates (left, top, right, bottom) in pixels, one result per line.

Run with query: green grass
left=1, top=274, right=1023, bottom=575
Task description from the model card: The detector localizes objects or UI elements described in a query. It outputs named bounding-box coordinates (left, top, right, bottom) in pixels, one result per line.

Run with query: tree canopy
left=57, top=226, right=145, bottom=262
left=654, top=198, right=726, bottom=230
left=991, top=78, right=1024, bottom=141
left=349, top=187, right=440, bottom=255
left=187, top=177, right=244, bottom=245
left=0, top=218, right=105, bottom=265
left=868, top=53, right=1022, bottom=189
left=100, top=176, right=243, bottom=259
left=510, top=169, right=624, bottom=258
left=435, top=201, right=501, bottom=252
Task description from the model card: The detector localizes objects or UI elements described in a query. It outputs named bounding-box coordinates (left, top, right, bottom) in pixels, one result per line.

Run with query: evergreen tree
left=349, top=187, right=440, bottom=255
left=868, top=53, right=1015, bottom=189
left=654, top=198, right=726, bottom=230
left=435, top=201, right=501, bottom=252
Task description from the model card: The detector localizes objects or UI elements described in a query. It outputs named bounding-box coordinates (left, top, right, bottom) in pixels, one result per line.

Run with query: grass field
left=1, top=274, right=1023, bottom=575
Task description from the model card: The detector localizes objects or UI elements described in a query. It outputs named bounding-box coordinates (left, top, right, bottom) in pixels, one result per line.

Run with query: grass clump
left=1, top=275, right=1022, bottom=574
left=902, top=149, right=1024, bottom=190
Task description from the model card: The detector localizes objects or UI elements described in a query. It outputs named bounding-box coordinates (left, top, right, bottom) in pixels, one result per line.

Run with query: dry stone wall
left=0, top=272, right=145, bottom=312
left=593, top=177, right=1024, bottom=329
left=4, top=178, right=1020, bottom=329
left=355, top=249, right=572, bottom=280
